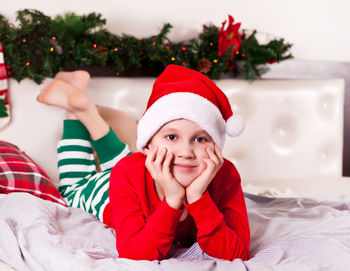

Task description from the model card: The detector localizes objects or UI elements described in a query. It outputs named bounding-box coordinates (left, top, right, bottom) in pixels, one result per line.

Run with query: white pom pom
left=226, top=114, right=245, bottom=137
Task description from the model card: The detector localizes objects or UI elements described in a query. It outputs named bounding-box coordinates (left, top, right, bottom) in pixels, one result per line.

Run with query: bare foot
left=36, top=79, right=92, bottom=113
left=54, top=70, right=90, bottom=91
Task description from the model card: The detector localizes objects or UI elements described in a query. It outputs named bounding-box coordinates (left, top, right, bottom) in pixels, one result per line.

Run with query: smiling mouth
left=173, top=164, right=197, bottom=169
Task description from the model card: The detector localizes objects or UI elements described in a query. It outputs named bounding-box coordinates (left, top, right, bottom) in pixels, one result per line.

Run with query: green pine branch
left=0, top=99, right=8, bottom=118
left=0, top=9, right=293, bottom=83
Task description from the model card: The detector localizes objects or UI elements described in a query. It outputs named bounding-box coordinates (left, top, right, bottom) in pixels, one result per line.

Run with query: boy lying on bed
left=36, top=65, right=250, bottom=261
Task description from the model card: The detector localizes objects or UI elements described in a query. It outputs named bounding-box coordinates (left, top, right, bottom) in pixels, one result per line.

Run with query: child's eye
left=166, top=135, right=177, bottom=141
left=195, top=137, right=207, bottom=143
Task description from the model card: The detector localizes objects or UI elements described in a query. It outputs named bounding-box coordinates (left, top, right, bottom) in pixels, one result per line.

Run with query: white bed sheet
left=1, top=192, right=350, bottom=270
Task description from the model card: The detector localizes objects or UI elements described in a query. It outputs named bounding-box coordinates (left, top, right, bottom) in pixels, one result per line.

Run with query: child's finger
left=145, top=146, right=158, bottom=171
left=154, top=147, right=167, bottom=168
left=206, top=147, right=220, bottom=166
left=162, top=152, right=173, bottom=175
left=214, top=145, right=224, bottom=165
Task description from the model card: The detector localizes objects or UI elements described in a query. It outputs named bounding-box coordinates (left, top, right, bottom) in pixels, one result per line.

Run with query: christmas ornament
left=197, top=58, right=213, bottom=74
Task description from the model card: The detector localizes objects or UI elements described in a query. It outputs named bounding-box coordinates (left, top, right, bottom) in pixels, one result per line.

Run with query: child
left=37, top=65, right=250, bottom=262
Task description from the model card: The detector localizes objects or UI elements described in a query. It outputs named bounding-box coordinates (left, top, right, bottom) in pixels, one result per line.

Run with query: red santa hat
left=137, top=64, right=244, bottom=152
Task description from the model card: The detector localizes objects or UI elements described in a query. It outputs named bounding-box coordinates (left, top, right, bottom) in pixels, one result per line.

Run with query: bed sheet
left=1, top=192, right=350, bottom=271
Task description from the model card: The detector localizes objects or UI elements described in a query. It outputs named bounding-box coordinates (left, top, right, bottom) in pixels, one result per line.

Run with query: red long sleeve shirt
left=104, top=152, right=250, bottom=261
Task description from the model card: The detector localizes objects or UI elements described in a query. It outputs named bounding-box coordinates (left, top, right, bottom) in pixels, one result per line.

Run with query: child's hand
left=186, top=145, right=224, bottom=204
left=146, top=146, right=185, bottom=209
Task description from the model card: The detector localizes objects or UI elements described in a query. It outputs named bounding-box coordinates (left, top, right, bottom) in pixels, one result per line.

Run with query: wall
left=2, top=0, right=349, bottom=62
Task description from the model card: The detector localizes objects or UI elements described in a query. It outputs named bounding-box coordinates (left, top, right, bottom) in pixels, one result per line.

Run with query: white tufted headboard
left=0, top=77, right=346, bottom=192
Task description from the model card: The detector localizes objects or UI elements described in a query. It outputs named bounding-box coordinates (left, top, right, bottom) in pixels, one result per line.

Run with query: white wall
left=2, top=0, right=350, bottom=62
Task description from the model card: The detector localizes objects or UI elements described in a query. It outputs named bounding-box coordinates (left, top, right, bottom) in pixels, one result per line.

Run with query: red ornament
left=267, top=59, right=277, bottom=64
left=218, top=15, right=242, bottom=60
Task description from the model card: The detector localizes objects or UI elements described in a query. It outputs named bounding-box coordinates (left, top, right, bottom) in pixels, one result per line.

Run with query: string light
left=213, top=59, right=218, bottom=63
left=25, top=62, right=30, bottom=66
left=52, top=36, right=56, bottom=40
left=209, top=42, right=213, bottom=46
left=115, top=72, right=120, bottom=76
left=152, top=42, right=156, bottom=46
left=114, top=48, right=118, bottom=52
left=181, top=46, right=186, bottom=51
left=50, top=47, right=54, bottom=52
left=93, top=44, right=97, bottom=48
left=171, top=57, right=175, bottom=61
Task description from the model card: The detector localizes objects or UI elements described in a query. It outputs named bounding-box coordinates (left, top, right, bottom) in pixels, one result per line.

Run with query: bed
left=1, top=75, right=350, bottom=270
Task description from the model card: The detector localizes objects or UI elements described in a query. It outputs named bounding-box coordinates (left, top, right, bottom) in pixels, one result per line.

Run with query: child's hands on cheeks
left=186, top=145, right=224, bottom=204
left=145, top=146, right=185, bottom=210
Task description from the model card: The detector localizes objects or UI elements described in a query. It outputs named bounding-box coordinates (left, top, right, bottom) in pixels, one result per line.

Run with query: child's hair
left=137, top=65, right=244, bottom=152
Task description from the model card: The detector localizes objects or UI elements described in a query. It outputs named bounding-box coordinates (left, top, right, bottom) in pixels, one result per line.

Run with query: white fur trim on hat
left=137, top=92, right=226, bottom=152
left=226, top=114, right=245, bottom=137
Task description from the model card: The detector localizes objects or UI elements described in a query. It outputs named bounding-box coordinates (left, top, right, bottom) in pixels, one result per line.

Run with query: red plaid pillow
left=0, top=141, right=66, bottom=206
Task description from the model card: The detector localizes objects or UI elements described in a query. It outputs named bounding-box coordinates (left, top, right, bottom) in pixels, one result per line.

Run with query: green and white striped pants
left=57, top=120, right=131, bottom=221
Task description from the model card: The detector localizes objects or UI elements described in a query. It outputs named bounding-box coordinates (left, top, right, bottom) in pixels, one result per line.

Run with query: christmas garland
left=0, top=9, right=293, bottom=84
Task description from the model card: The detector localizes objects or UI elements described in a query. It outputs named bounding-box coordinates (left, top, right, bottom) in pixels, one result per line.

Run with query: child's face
left=146, top=119, right=215, bottom=187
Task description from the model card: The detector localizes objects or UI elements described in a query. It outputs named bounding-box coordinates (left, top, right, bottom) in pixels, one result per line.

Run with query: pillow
left=0, top=140, right=67, bottom=206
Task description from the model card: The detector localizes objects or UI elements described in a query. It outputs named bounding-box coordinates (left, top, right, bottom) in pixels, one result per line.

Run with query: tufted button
left=317, top=93, right=337, bottom=120
left=317, top=142, right=339, bottom=174
left=270, top=114, right=298, bottom=153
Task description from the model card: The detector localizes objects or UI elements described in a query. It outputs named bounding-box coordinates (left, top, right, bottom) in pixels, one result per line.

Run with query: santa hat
left=137, top=64, right=244, bottom=152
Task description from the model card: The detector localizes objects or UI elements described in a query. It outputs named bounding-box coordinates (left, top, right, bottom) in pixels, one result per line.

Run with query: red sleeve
left=109, top=161, right=183, bottom=260
left=185, top=163, right=250, bottom=261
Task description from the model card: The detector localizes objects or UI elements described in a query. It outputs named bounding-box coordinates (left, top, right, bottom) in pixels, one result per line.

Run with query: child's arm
left=185, top=160, right=250, bottom=261
left=108, top=155, right=184, bottom=261
left=186, top=145, right=223, bottom=204
left=145, top=146, right=185, bottom=209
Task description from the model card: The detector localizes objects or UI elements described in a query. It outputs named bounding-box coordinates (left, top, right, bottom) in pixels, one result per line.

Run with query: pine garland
left=0, top=9, right=293, bottom=84
left=0, top=99, right=7, bottom=117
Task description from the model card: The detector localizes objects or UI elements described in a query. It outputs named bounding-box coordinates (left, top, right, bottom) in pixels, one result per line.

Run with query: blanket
left=1, top=192, right=350, bottom=270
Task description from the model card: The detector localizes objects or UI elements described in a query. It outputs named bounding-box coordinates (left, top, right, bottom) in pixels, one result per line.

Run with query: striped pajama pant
left=57, top=120, right=131, bottom=221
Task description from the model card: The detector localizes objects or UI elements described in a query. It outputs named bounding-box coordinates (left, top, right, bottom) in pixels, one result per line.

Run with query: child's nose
left=177, top=142, right=195, bottom=158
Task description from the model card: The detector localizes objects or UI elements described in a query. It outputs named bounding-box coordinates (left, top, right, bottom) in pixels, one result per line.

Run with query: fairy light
left=114, top=48, right=118, bottom=52
left=52, top=36, right=56, bottom=40
left=93, top=44, right=97, bottom=48
left=171, top=57, right=175, bottom=61
left=50, top=47, right=54, bottom=52
left=213, top=59, right=218, bottom=63
left=181, top=46, right=186, bottom=51
left=209, top=42, right=213, bottom=46
left=153, top=42, right=156, bottom=46
left=25, top=62, right=30, bottom=66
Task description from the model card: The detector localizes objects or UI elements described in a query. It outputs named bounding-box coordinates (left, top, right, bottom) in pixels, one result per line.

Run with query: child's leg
left=37, top=71, right=131, bottom=221
left=97, top=105, right=138, bottom=153
left=57, top=120, right=97, bottom=207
